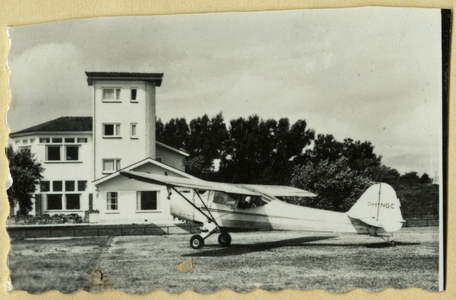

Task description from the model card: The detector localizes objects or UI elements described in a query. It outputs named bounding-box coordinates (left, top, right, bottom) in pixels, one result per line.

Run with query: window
left=130, top=123, right=137, bottom=138
left=47, top=194, right=62, bottom=210
left=41, top=181, right=50, bottom=192
left=66, top=146, right=79, bottom=160
left=41, top=137, right=86, bottom=145
left=15, top=140, right=20, bottom=144
left=212, top=192, right=238, bottom=209
left=103, top=124, right=121, bottom=137
left=46, top=194, right=80, bottom=210
left=103, top=88, right=121, bottom=101
left=137, top=191, right=158, bottom=210
left=42, top=180, right=83, bottom=211
left=65, top=181, right=75, bottom=192
left=46, top=145, right=80, bottom=162
left=22, top=139, right=28, bottom=144
left=66, top=194, right=80, bottom=210
left=47, top=146, right=61, bottom=160
left=53, top=181, right=63, bottom=192
left=131, top=89, right=137, bottom=102
left=103, top=159, right=121, bottom=173
left=78, top=181, right=87, bottom=191
left=30, top=138, right=35, bottom=143
left=107, top=192, right=118, bottom=211
left=236, top=195, right=267, bottom=209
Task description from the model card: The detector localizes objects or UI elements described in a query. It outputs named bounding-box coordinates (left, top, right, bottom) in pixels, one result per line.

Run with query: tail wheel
left=218, top=232, right=232, bottom=247
left=190, top=235, right=204, bottom=249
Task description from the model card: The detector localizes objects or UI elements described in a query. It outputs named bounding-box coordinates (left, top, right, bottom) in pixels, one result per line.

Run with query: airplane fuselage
left=170, top=189, right=388, bottom=235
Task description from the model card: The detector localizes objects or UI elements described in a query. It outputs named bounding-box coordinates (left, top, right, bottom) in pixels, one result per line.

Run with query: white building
left=9, top=72, right=192, bottom=224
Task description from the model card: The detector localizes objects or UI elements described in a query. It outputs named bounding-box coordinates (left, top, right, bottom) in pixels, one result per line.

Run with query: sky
left=6, top=7, right=443, bottom=177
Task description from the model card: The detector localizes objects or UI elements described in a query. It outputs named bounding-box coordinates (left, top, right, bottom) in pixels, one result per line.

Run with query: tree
left=184, top=156, right=213, bottom=179
left=299, top=134, right=381, bottom=174
left=6, top=146, right=44, bottom=215
left=156, top=118, right=189, bottom=150
left=156, top=118, right=165, bottom=143
left=400, top=171, right=420, bottom=184
left=365, top=164, right=400, bottom=184
left=299, top=134, right=343, bottom=165
left=291, top=157, right=371, bottom=212
left=341, top=138, right=381, bottom=173
left=185, top=113, right=229, bottom=179
left=419, top=173, right=433, bottom=184
left=219, top=116, right=314, bottom=184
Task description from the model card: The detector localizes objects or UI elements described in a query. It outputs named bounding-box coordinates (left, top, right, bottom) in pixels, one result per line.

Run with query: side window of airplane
left=237, top=195, right=267, bottom=209
left=212, top=192, right=237, bottom=209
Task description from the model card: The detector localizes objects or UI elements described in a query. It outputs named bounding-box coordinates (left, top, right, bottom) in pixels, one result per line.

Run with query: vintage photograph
left=5, top=7, right=446, bottom=293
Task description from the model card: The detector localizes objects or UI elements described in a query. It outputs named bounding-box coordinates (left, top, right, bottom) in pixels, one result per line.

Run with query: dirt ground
left=7, top=227, right=441, bottom=294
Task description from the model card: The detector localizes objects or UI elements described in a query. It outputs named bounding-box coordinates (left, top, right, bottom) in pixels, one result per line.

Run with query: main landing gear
left=189, top=221, right=232, bottom=249
left=190, top=235, right=205, bottom=249
left=218, top=232, right=232, bottom=247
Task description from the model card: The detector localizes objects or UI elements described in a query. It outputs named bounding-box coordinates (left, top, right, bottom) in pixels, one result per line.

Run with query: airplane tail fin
left=347, top=183, right=405, bottom=233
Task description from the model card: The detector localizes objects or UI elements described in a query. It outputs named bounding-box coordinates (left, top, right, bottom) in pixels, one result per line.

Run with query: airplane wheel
left=190, top=235, right=204, bottom=249
left=218, top=232, right=231, bottom=247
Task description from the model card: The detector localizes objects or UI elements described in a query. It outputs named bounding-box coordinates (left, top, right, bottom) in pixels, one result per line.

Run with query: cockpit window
left=236, top=195, right=267, bottom=209
left=213, top=192, right=238, bottom=209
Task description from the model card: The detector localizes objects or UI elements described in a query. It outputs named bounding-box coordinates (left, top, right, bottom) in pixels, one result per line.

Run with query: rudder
left=347, top=183, right=404, bottom=233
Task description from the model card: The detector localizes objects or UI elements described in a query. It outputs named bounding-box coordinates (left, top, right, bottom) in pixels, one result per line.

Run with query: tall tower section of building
left=86, top=72, right=163, bottom=180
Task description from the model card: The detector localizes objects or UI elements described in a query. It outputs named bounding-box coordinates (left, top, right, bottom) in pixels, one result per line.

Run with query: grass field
left=8, top=227, right=440, bottom=294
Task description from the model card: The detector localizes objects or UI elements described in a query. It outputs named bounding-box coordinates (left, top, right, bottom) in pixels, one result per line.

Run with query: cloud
left=8, top=41, right=92, bottom=130
left=6, top=8, right=443, bottom=176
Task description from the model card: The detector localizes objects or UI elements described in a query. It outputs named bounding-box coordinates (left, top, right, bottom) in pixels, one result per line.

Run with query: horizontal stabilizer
left=358, top=218, right=383, bottom=228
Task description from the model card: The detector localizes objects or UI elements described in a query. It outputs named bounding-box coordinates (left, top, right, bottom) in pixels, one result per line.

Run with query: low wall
left=403, top=214, right=439, bottom=227
left=6, top=223, right=200, bottom=240
left=7, top=214, right=439, bottom=240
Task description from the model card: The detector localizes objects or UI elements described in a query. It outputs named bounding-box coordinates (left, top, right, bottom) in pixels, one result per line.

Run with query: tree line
left=7, top=112, right=437, bottom=215
left=157, top=113, right=436, bottom=213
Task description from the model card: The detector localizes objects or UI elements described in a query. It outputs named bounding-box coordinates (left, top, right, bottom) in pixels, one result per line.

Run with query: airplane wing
left=241, top=184, right=317, bottom=198
left=120, top=171, right=260, bottom=196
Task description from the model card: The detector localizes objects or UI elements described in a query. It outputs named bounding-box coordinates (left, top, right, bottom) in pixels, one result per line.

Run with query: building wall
left=156, top=145, right=187, bottom=171
left=145, top=81, right=157, bottom=159
left=95, top=174, right=173, bottom=224
left=92, top=80, right=156, bottom=179
left=8, top=75, right=189, bottom=223
left=9, top=133, right=93, bottom=217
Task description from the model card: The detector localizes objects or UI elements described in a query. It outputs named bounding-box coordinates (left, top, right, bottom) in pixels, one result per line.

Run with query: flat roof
left=85, top=72, right=163, bottom=86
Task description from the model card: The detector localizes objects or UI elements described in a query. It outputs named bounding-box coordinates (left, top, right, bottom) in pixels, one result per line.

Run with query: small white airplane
left=120, top=171, right=405, bottom=249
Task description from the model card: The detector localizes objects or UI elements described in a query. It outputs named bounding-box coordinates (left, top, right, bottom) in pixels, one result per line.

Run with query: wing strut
left=194, top=189, right=220, bottom=228
left=170, top=186, right=230, bottom=249
left=170, top=186, right=218, bottom=226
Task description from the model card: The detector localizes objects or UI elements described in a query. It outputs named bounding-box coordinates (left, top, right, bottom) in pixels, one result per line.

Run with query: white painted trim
left=156, top=141, right=189, bottom=157
left=92, top=157, right=197, bottom=185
